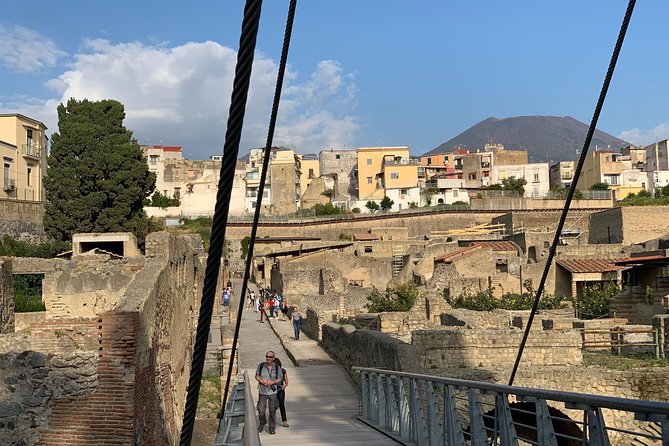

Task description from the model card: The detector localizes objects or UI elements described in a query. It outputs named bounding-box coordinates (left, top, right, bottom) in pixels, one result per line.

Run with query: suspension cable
left=508, top=0, right=636, bottom=386
left=179, top=1, right=263, bottom=444
left=217, top=0, right=298, bottom=433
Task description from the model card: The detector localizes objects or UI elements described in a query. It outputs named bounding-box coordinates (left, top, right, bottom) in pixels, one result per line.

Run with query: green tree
left=366, top=281, right=420, bottom=313
left=365, top=200, right=379, bottom=213
left=501, top=176, right=527, bottom=196
left=380, top=196, right=394, bottom=211
left=44, top=99, right=156, bottom=242
left=573, top=282, right=620, bottom=319
left=421, top=187, right=438, bottom=206
left=148, top=191, right=180, bottom=209
left=312, top=202, right=344, bottom=215
left=590, top=182, right=609, bottom=190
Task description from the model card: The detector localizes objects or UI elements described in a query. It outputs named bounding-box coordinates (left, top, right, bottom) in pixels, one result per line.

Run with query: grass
left=583, top=351, right=669, bottom=371
left=197, top=373, right=222, bottom=418
left=171, top=217, right=212, bottom=250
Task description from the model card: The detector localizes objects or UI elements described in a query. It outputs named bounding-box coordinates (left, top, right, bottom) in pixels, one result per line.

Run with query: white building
left=491, top=163, right=550, bottom=198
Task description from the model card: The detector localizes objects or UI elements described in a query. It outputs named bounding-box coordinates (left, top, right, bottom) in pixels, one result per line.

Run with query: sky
left=1, top=1, right=668, bottom=160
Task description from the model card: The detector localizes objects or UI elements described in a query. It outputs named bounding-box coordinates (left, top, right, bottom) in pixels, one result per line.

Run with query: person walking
left=280, top=300, right=288, bottom=321
left=258, top=299, right=265, bottom=323
left=255, top=351, right=283, bottom=434
left=292, top=306, right=302, bottom=340
left=273, top=357, right=289, bottom=427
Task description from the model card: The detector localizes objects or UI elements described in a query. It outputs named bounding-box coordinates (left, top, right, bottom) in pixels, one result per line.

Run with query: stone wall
left=412, top=328, right=582, bottom=370
left=14, top=312, right=46, bottom=332
left=0, top=199, right=44, bottom=224
left=471, top=198, right=611, bottom=211
left=320, top=323, right=423, bottom=384
left=654, top=314, right=669, bottom=359
left=1, top=258, right=14, bottom=333
left=0, top=231, right=203, bottom=445
left=589, top=206, right=669, bottom=246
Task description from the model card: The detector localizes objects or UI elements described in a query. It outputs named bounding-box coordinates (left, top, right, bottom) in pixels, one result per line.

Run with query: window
left=335, top=154, right=341, bottom=160
left=173, top=187, right=181, bottom=200
left=150, top=155, right=159, bottom=166
left=427, top=158, right=432, bottom=165
left=391, top=172, right=399, bottom=180
left=27, top=167, right=32, bottom=186
left=367, top=158, right=372, bottom=165
left=308, top=168, right=314, bottom=179
left=533, top=173, right=539, bottom=183
left=453, top=190, right=458, bottom=197
left=364, top=246, right=373, bottom=253
left=400, top=189, right=408, bottom=195
left=367, top=177, right=372, bottom=184
left=3, top=162, right=10, bottom=189
left=263, top=190, right=269, bottom=198
left=26, top=128, right=33, bottom=148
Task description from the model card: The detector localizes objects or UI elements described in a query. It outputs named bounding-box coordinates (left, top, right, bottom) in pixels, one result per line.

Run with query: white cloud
left=619, top=122, right=669, bottom=146
left=12, top=39, right=359, bottom=157
left=0, top=25, right=67, bottom=72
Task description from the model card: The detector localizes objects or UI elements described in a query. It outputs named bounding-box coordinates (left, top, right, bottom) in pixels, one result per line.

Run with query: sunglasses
left=266, top=355, right=275, bottom=359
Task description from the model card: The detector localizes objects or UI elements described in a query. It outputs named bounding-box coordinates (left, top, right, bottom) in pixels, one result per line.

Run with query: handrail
left=353, top=366, right=669, bottom=445
left=242, top=371, right=261, bottom=446
left=214, top=371, right=260, bottom=446
left=353, top=366, right=669, bottom=415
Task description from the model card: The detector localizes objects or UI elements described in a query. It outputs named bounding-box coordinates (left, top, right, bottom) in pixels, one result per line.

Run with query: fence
left=580, top=327, right=660, bottom=358
left=354, top=367, right=669, bottom=445
left=214, top=371, right=260, bottom=446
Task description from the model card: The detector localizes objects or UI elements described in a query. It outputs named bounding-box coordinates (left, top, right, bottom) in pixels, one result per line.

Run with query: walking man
left=256, top=351, right=283, bottom=434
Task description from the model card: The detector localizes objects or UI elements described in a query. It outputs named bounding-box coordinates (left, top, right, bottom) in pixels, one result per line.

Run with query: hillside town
left=3, top=108, right=669, bottom=446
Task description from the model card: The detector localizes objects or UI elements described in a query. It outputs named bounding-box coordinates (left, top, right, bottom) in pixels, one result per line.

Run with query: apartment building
left=549, top=161, right=575, bottom=189
left=269, top=148, right=301, bottom=214
left=645, top=139, right=669, bottom=172
left=357, top=146, right=416, bottom=201
left=491, top=163, right=550, bottom=198
left=0, top=114, right=48, bottom=202
left=299, top=153, right=319, bottom=196
left=143, top=145, right=183, bottom=194
left=576, top=150, right=645, bottom=200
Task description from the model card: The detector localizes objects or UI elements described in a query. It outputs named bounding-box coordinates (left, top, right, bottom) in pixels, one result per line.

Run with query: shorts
left=281, top=308, right=288, bottom=314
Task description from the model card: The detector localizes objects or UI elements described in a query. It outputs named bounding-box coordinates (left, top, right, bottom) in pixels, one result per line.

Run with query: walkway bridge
left=214, top=287, right=669, bottom=446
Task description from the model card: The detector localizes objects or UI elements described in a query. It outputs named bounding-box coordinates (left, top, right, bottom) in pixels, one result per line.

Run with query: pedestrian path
left=236, top=284, right=395, bottom=445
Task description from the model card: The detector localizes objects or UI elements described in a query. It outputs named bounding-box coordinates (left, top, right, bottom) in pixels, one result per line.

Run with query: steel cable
left=179, top=1, right=263, bottom=444
left=508, top=0, right=637, bottom=386
left=217, top=0, right=298, bottom=434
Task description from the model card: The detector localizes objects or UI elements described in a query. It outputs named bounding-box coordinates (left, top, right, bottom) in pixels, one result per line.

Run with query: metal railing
left=214, top=371, right=260, bottom=446
left=354, top=367, right=669, bottom=445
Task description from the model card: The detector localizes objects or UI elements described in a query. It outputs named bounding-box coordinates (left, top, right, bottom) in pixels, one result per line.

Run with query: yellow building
left=576, top=150, right=627, bottom=190
left=0, top=114, right=48, bottom=202
left=357, top=146, right=417, bottom=200
left=299, top=154, right=320, bottom=196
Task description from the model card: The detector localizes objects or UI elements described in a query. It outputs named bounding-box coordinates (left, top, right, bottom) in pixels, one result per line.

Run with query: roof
left=435, top=245, right=485, bottom=263
left=556, top=259, right=624, bottom=274
left=0, top=113, right=48, bottom=129
left=264, top=242, right=353, bottom=258
left=613, top=255, right=669, bottom=266
left=353, top=233, right=381, bottom=241
left=162, top=146, right=182, bottom=152
left=471, top=240, right=520, bottom=253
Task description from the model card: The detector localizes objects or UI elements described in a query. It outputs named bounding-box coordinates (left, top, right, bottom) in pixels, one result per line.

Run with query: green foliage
left=550, top=187, right=583, bottom=199
left=177, top=217, right=212, bottom=249
left=0, top=235, right=70, bottom=258
left=573, top=281, right=620, bottom=319
left=240, top=236, right=251, bottom=259
left=486, top=183, right=504, bottom=190
left=14, top=274, right=45, bottom=313
left=366, top=281, right=420, bottom=313
left=312, top=202, right=345, bottom=215
left=421, top=187, right=439, bottom=206
left=448, top=280, right=565, bottom=311
left=351, top=207, right=361, bottom=213
left=645, top=286, right=654, bottom=305
left=590, top=182, right=609, bottom=190
left=451, top=200, right=468, bottom=207
left=380, top=196, right=394, bottom=211
left=501, top=176, right=527, bottom=196
left=147, top=191, right=180, bottom=208
left=618, top=192, right=669, bottom=206
left=408, top=202, right=418, bottom=209
left=338, top=233, right=352, bottom=241
left=365, top=200, right=379, bottom=213
left=43, top=99, right=156, bottom=243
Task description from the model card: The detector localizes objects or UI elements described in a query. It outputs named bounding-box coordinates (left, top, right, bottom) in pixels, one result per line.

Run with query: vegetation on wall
left=175, top=217, right=212, bottom=249
left=43, top=99, right=156, bottom=243
left=14, top=274, right=45, bottom=313
left=240, top=236, right=251, bottom=259
left=447, top=280, right=565, bottom=311
left=0, top=235, right=70, bottom=258
left=366, top=281, right=420, bottom=313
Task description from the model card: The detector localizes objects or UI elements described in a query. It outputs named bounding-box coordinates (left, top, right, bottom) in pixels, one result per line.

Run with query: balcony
left=21, top=143, right=42, bottom=160
left=383, top=158, right=419, bottom=166
left=481, top=161, right=491, bottom=168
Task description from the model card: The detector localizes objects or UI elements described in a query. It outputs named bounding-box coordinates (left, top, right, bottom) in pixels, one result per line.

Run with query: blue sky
left=1, top=1, right=667, bottom=159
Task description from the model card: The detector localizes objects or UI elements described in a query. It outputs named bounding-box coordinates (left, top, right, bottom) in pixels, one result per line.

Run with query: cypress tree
left=43, top=99, right=156, bottom=242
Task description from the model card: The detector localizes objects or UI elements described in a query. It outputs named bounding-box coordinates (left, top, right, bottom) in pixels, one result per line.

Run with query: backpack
left=256, top=362, right=280, bottom=386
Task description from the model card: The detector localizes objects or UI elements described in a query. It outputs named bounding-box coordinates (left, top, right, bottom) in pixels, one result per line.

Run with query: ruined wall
left=588, top=207, right=669, bottom=246
left=471, top=198, right=611, bottom=211
left=320, top=323, right=423, bottom=384
left=412, top=328, right=582, bottom=370
left=1, top=258, right=14, bottom=333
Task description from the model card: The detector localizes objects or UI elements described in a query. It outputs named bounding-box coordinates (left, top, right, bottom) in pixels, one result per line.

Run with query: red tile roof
left=162, top=146, right=182, bottom=152
left=613, top=255, right=667, bottom=265
left=556, top=259, right=624, bottom=274
left=353, top=233, right=380, bottom=241
left=435, top=245, right=486, bottom=263
left=471, top=241, right=520, bottom=253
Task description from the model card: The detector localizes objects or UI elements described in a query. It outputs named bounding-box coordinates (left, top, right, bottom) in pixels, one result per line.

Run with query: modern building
left=645, top=139, right=669, bottom=172
left=299, top=154, right=320, bottom=197
left=268, top=148, right=301, bottom=215
left=491, top=163, right=550, bottom=198
left=143, top=145, right=183, bottom=195
left=357, top=146, right=416, bottom=201
left=549, top=161, right=575, bottom=189
left=0, top=114, right=48, bottom=202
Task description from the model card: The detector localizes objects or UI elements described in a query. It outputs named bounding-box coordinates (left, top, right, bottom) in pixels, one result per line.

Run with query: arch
left=437, top=198, right=444, bottom=204
left=528, top=246, right=538, bottom=263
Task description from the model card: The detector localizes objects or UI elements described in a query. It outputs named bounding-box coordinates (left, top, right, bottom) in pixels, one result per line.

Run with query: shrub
left=14, top=274, right=45, bottom=313
left=573, top=281, right=620, bottom=319
left=380, top=196, right=394, bottom=211
left=366, top=281, right=420, bottom=312
left=351, top=207, right=361, bottom=213
left=0, top=235, right=70, bottom=258
left=365, top=201, right=379, bottom=213
left=312, top=202, right=345, bottom=215
left=448, top=280, right=565, bottom=311
left=240, top=236, right=251, bottom=259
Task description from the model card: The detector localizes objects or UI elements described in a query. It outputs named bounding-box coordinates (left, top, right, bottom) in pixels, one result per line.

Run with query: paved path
left=237, top=284, right=395, bottom=445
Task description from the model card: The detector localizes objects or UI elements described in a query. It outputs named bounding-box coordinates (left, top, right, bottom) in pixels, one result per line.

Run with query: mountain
left=425, top=116, right=627, bottom=162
